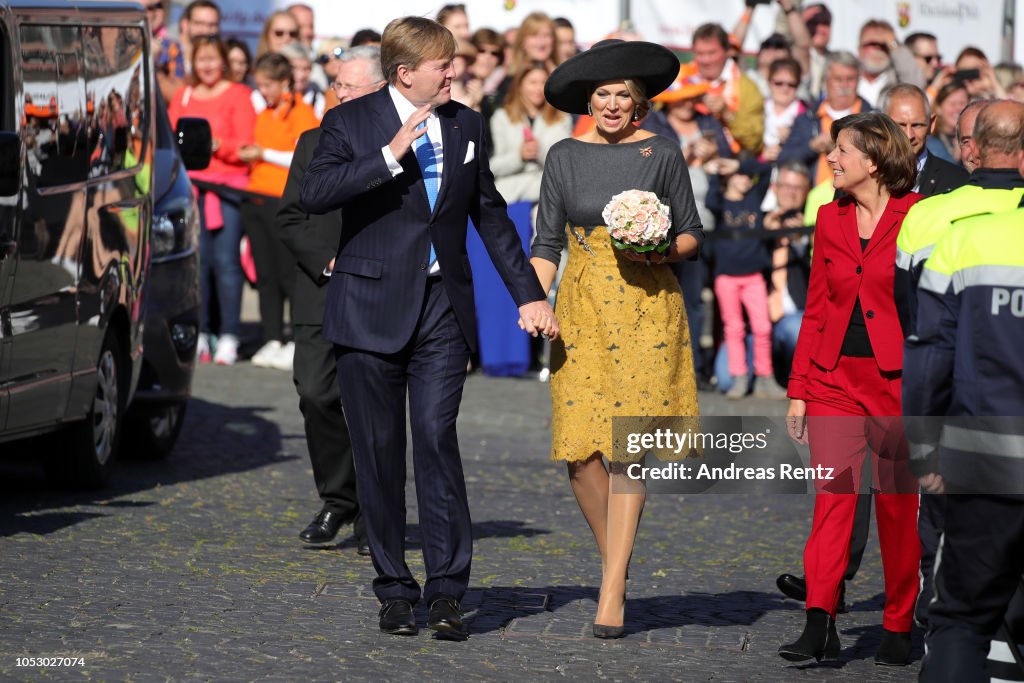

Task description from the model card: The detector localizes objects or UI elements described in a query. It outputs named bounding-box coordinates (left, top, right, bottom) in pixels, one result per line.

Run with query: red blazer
left=788, top=192, right=923, bottom=400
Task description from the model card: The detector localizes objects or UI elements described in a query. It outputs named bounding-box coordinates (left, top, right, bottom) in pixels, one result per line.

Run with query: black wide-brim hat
left=544, top=39, right=681, bottom=116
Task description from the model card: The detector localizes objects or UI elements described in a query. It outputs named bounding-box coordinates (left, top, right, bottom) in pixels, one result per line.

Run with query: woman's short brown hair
left=380, top=16, right=457, bottom=85
left=187, top=35, right=229, bottom=87
left=830, top=112, right=916, bottom=195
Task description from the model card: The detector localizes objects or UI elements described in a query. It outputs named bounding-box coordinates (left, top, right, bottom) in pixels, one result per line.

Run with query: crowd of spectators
left=150, top=0, right=1023, bottom=397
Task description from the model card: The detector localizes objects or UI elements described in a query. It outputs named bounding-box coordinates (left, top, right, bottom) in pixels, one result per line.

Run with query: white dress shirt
left=381, top=85, right=444, bottom=187
left=381, top=85, right=444, bottom=274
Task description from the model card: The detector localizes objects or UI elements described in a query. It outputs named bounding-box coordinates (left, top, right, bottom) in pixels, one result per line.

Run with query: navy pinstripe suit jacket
left=300, top=88, right=545, bottom=354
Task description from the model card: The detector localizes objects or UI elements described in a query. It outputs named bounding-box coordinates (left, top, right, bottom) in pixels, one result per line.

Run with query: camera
left=953, top=68, right=981, bottom=83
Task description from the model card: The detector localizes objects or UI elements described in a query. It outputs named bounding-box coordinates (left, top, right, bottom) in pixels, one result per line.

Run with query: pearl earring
left=587, top=103, right=592, bottom=116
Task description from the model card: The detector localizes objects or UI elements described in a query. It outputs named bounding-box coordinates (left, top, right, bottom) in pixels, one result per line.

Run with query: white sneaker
left=197, top=333, right=212, bottom=364
left=213, top=334, right=239, bottom=366
left=270, top=341, right=295, bottom=371
left=251, top=340, right=283, bottom=368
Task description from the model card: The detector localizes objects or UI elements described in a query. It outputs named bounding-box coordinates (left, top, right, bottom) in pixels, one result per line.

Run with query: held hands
left=517, top=300, right=560, bottom=340
left=388, top=105, right=431, bottom=161
left=786, top=399, right=808, bottom=445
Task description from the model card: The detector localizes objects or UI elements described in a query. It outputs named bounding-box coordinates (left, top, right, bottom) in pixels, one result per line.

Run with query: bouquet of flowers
left=601, top=189, right=672, bottom=255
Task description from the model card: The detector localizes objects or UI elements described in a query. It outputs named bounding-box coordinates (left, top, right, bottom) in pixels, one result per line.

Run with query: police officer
left=904, top=141, right=1024, bottom=681
left=895, top=100, right=1024, bottom=628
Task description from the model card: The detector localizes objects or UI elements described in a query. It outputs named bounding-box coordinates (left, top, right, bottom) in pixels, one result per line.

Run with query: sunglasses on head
left=273, top=29, right=299, bottom=39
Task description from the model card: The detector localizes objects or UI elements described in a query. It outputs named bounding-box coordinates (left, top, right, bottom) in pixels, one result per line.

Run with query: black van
left=0, top=1, right=209, bottom=486
left=124, top=89, right=208, bottom=459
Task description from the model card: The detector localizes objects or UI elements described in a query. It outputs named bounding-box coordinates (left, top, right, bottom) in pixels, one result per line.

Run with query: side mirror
left=174, top=117, right=211, bottom=171
left=0, top=132, right=20, bottom=196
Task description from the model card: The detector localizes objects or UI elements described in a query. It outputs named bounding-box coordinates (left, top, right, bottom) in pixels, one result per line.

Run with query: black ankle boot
left=779, top=608, right=840, bottom=662
left=874, top=629, right=911, bottom=666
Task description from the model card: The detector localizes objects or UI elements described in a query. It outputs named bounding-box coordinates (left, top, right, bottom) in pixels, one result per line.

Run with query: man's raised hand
left=388, top=105, right=432, bottom=161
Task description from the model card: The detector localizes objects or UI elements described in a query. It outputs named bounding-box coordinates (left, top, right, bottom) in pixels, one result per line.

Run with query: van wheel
left=44, top=331, right=125, bottom=489
left=125, top=400, right=187, bottom=459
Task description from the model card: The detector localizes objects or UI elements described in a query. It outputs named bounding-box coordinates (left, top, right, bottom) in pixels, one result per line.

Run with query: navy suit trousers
left=334, top=277, right=472, bottom=604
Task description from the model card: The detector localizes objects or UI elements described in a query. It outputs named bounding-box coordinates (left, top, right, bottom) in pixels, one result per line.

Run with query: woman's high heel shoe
left=593, top=589, right=626, bottom=639
left=778, top=608, right=840, bottom=662
left=593, top=623, right=624, bottom=639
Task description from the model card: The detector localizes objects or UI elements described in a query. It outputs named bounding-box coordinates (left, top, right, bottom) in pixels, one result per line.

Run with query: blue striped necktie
left=414, top=122, right=438, bottom=269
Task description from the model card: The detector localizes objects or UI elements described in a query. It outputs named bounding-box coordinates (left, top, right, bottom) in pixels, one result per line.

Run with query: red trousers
left=803, top=356, right=921, bottom=632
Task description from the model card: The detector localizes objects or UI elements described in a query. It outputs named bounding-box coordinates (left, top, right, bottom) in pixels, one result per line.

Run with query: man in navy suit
left=300, top=16, right=558, bottom=640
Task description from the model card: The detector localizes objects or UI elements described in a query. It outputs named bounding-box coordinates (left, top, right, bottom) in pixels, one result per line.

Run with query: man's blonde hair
left=380, top=16, right=457, bottom=85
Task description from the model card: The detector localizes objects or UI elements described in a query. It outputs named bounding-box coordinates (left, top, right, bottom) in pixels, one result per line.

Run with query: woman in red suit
left=779, top=112, right=922, bottom=666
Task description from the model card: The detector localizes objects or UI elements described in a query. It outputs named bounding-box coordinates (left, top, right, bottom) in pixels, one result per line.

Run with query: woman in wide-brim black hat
left=521, top=39, right=706, bottom=638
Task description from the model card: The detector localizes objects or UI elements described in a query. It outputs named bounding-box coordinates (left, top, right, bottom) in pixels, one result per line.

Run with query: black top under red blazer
left=788, top=192, right=923, bottom=400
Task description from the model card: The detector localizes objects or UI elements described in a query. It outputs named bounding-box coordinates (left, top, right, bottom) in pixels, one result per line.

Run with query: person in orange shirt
left=239, top=53, right=319, bottom=371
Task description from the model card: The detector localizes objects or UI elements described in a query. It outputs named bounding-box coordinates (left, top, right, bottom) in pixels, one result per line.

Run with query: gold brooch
left=639, top=146, right=653, bottom=158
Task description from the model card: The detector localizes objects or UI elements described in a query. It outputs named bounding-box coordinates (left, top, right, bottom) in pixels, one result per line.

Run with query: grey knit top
left=531, top=135, right=705, bottom=266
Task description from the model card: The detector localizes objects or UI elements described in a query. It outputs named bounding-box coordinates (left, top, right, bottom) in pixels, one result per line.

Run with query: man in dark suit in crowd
left=880, top=83, right=968, bottom=196
left=300, top=16, right=557, bottom=640
left=278, top=46, right=387, bottom=554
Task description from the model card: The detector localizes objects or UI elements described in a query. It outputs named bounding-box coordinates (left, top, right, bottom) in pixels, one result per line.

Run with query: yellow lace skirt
left=549, top=227, right=700, bottom=462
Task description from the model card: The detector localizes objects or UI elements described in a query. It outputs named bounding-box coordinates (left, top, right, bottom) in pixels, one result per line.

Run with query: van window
left=82, top=25, right=147, bottom=176
left=20, top=25, right=89, bottom=187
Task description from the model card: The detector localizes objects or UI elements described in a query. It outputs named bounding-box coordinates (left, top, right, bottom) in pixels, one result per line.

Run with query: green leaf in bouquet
left=610, top=236, right=672, bottom=255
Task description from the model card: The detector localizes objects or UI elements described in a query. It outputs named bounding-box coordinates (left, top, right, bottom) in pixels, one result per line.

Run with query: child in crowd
left=239, top=53, right=319, bottom=371
left=705, top=156, right=789, bottom=399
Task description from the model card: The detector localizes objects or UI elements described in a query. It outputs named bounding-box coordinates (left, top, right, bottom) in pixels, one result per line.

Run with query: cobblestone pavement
left=1, top=357, right=921, bottom=682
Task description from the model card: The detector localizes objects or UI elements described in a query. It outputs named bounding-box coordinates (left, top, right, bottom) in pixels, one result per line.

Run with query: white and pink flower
left=601, top=190, right=672, bottom=255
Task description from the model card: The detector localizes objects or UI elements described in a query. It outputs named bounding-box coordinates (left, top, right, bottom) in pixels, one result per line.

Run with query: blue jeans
left=772, top=311, right=804, bottom=382
left=772, top=311, right=803, bottom=357
left=198, top=194, right=243, bottom=338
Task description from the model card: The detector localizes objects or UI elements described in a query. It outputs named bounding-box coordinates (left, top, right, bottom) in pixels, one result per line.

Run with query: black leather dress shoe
left=356, top=540, right=371, bottom=557
left=378, top=599, right=417, bottom=635
left=776, top=573, right=808, bottom=601
left=427, top=596, right=468, bottom=641
left=776, top=574, right=847, bottom=612
left=299, top=510, right=349, bottom=544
